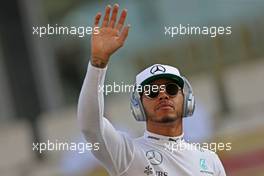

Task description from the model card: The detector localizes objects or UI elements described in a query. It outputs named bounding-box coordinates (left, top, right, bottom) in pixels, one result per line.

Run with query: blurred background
left=0, top=0, right=264, bottom=175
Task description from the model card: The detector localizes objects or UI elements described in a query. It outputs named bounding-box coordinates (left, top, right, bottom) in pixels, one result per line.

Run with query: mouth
left=156, top=102, right=174, bottom=111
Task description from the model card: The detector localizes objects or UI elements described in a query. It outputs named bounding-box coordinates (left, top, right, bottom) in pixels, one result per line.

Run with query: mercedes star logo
left=150, top=65, right=166, bottom=74
left=146, top=150, right=163, bottom=165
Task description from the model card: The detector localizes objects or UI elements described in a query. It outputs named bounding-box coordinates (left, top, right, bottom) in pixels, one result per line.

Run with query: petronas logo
left=200, top=159, right=208, bottom=170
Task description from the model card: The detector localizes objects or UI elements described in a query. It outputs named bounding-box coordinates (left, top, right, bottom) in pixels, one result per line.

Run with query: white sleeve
left=213, top=153, right=226, bottom=176
left=77, top=62, right=134, bottom=175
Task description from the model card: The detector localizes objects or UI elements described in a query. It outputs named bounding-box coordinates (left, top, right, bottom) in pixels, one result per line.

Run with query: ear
left=141, top=96, right=149, bottom=117
left=141, top=96, right=146, bottom=110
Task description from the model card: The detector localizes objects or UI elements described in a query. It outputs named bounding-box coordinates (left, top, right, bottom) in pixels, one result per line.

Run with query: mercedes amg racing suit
left=77, top=62, right=226, bottom=176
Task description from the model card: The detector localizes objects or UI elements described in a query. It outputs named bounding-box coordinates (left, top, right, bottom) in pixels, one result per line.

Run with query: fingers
left=100, top=4, right=128, bottom=30
left=102, top=5, right=111, bottom=27
left=94, top=12, right=101, bottom=27
left=116, top=9, right=127, bottom=31
left=117, top=25, right=130, bottom=44
left=109, top=4, right=119, bottom=28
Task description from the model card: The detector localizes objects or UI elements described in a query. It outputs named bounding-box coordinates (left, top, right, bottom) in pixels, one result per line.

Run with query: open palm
left=91, top=4, right=129, bottom=62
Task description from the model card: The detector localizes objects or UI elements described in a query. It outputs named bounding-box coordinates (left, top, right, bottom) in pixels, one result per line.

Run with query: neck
left=146, top=117, right=183, bottom=137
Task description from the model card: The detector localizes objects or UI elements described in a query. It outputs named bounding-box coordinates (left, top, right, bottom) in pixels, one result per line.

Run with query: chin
left=155, top=115, right=177, bottom=123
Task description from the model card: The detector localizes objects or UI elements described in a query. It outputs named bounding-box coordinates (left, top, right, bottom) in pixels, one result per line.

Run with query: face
left=142, top=78, right=184, bottom=123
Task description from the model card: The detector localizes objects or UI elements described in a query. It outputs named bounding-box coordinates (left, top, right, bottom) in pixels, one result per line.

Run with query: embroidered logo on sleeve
left=200, top=158, right=214, bottom=175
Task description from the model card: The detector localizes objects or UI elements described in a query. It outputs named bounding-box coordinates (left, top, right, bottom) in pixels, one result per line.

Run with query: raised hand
left=91, top=4, right=130, bottom=68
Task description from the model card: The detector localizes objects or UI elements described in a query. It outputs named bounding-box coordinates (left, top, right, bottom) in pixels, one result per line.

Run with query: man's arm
left=213, top=153, right=227, bottom=176
left=77, top=4, right=133, bottom=176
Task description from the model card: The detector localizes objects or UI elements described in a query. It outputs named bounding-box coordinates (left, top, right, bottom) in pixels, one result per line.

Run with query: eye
left=165, top=83, right=179, bottom=96
left=144, top=84, right=160, bottom=99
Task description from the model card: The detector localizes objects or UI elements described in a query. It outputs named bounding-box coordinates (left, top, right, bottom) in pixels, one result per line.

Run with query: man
left=78, top=4, right=226, bottom=176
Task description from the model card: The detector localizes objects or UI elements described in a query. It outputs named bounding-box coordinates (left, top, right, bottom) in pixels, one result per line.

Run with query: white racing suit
left=77, top=62, right=226, bottom=176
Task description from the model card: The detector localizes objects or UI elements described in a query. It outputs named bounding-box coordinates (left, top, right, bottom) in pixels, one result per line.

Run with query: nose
left=158, top=90, right=169, bottom=100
